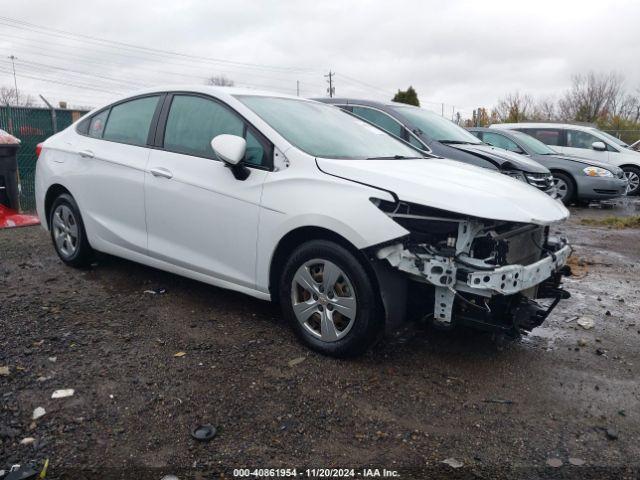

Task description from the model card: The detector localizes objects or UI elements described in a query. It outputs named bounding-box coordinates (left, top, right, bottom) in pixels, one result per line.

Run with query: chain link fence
left=0, top=106, right=88, bottom=212
left=601, top=130, right=640, bottom=147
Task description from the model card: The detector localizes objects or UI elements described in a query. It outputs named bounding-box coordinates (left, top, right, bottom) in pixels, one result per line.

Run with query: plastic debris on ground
left=51, top=389, right=74, bottom=399
left=288, top=357, right=306, bottom=367
left=577, top=316, right=595, bottom=330
left=190, top=424, right=217, bottom=442
left=144, top=287, right=167, bottom=295
left=546, top=458, right=563, bottom=468
left=32, top=407, right=46, bottom=420
left=442, top=458, right=463, bottom=468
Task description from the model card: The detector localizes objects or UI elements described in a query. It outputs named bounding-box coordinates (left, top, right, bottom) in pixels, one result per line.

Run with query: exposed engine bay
left=371, top=199, right=572, bottom=335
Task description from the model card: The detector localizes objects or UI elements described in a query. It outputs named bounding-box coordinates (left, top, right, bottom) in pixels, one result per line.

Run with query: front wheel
left=622, top=166, right=640, bottom=196
left=279, top=240, right=382, bottom=357
left=552, top=172, right=575, bottom=205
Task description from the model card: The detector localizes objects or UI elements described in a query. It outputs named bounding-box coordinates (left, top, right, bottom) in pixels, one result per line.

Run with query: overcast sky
left=1, top=0, right=639, bottom=117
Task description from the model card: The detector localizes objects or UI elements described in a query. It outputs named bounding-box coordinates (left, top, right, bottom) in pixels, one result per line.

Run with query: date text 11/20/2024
left=232, top=468, right=400, bottom=478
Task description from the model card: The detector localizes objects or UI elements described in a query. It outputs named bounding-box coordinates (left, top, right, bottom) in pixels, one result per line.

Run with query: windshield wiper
left=366, top=155, right=415, bottom=160
left=440, top=140, right=476, bottom=145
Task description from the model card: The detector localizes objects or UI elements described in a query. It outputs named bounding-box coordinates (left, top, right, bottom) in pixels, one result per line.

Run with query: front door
left=144, top=94, right=272, bottom=289
left=563, top=129, right=611, bottom=162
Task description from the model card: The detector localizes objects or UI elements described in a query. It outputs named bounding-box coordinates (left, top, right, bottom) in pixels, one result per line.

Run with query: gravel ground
left=1, top=198, right=639, bottom=479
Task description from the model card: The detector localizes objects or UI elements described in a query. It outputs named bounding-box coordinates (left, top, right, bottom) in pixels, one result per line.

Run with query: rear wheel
left=49, top=193, right=93, bottom=267
left=552, top=172, right=575, bottom=205
left=622, top=166, right=640, bottom=196
left=279, top=240, right=382, bottom=357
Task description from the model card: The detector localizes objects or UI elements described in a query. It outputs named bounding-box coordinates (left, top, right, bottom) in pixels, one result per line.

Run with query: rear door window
left=351, top=106, right=404, bottom=138
left=103, top=96, right=160, bottom=146
left=521, top=128, right=563, bottom=146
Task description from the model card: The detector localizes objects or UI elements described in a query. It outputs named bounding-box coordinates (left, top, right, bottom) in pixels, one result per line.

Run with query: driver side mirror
left=211, top=134, right=250, bottom=180
left=592, top=141, right=606, bottom=151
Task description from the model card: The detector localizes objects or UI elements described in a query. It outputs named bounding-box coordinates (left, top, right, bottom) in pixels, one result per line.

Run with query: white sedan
left=36, top=86, right=571, bottom=357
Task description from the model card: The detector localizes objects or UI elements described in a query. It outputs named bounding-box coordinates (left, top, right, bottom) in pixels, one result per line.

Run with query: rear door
left=144, top=93, right=271, bottom=289
left=519, top=128, right=565, bottom=152
left=72, top=94, right=162, bottom=254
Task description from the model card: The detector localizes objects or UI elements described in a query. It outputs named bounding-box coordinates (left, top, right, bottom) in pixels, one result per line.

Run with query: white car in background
left=35, top=86, right=571, bottom=357
left=492, top=122, right=640, bottom=195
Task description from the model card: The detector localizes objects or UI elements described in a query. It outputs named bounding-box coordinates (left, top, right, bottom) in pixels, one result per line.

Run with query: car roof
left=467, top=127, right=494, bottom=132
left=492, top=122, right=598, bottom=131
left=316, top=97, right=418, bottom=109
left=82, top=85, right=316, bottom=118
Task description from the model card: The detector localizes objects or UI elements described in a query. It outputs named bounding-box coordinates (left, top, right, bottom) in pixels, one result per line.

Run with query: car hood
left=450, top=143, right=550, bottom=173
left=542, top=153, right=623, bottom=172
left=317, top=158, right=569, bottom=225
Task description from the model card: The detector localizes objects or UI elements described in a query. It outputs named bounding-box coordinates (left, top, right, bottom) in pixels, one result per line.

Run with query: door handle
left=150, top=167, right=173, bottom=179
left=79, top=149, right=94, bottom=158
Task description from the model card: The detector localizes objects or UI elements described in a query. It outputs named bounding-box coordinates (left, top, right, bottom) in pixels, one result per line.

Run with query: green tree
left=392, top=86, right=420, bottom=106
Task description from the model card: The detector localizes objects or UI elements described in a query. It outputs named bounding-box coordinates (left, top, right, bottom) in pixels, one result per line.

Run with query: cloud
left=1, top=0, right=638, bottom=114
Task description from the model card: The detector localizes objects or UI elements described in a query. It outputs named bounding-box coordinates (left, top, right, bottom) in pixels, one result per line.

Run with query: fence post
left=39, top=95, right=57, bottom=134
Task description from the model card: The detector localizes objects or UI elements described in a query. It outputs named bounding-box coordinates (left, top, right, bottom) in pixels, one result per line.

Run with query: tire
left=622, top=166, right=640, bottom=196
left=279, top=240, right=382, bottom=357
left=49, top=193, right=94, bottom=267
left=552, top=172, right=575, bottom=205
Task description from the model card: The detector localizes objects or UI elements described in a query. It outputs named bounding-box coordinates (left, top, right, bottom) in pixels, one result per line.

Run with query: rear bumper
left=578, top=176, right=628, bottom=200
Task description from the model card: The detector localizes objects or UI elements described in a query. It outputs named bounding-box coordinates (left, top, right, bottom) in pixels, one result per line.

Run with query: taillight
left=35, top=143, right=43, bottom=158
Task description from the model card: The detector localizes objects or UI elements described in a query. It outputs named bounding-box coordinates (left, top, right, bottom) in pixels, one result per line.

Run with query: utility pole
left=296, top=80, right=300, bottom=97
left=8, top=55, right=19, bottom=105
left=325, top=70, right=335, bottom=98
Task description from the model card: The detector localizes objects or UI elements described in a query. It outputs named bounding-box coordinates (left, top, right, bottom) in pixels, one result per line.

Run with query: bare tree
left=557, top=72, right=623, bottom=122
left=531, top=96, right=556, bottom=121
left=494, top=92, right=534, bottom=123
left=206, top=75, right=235, bottom=87
left=0, top=86, right=36, bottom=106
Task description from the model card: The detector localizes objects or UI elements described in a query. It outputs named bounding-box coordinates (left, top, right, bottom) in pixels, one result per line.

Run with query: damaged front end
left=371, top=199, right=571, bottom=336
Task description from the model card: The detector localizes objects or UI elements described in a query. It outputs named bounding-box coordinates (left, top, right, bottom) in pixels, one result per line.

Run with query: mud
left=1, top=198, right=639, bottom=479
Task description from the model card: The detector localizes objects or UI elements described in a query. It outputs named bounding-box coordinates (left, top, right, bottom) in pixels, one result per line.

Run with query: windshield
left=511, top=130, right=557, bottom=155
left=235, top=96, right=422, bottom=160
left=592, top=128, right=628, bottom=148
left=391, top=105, right=482, bottom=144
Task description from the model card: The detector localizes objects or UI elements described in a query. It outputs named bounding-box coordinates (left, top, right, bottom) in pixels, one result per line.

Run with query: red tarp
left=0, top=204, right=40, bottom=229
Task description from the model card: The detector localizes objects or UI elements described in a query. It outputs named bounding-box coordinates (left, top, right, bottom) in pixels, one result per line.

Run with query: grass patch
left=580, top=215, right=640, bottom=229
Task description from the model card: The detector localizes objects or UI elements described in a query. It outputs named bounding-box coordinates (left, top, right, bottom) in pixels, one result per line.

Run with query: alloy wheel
left=624, top=170, right=639, bottom=195
left=553, top=177, right=569, bottom=202
left=52, top=204, right=79, bottom=258
left=290, top=259, right=357, bottom=342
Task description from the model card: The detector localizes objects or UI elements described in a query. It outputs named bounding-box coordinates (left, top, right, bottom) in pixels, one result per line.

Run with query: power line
left=0, top=30, right=329, bottom=92
left=0, top=66, right=122, bottom=95
left=0, top=16, right=315, bottom=74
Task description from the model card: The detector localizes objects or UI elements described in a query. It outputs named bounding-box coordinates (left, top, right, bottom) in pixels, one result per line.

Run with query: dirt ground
left=1, top=198, right=639, bottom=479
